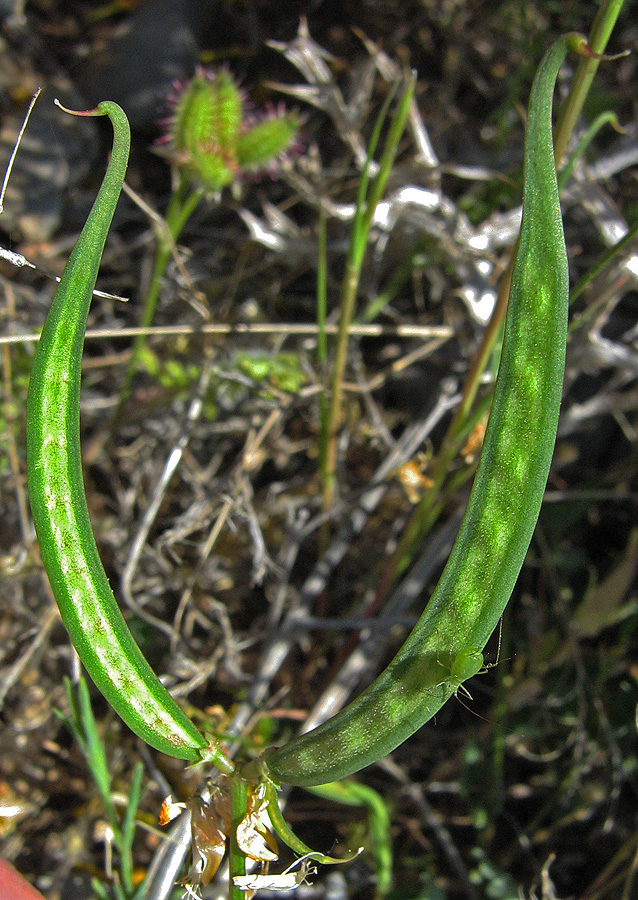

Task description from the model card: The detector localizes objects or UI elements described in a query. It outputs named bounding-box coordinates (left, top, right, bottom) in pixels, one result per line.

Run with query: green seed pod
left=26, top=101, right=235, bottom=774
left=265, top=34, right=579, bottom=788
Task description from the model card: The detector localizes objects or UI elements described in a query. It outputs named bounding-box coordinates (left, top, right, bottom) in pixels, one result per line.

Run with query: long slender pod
left=26, top=102, right=224, bottom=765
left=264, top=35, right=579, bottom=787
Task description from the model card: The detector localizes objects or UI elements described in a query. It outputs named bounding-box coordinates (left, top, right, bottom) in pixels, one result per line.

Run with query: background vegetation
left=0, top=1, right=636, bottom=898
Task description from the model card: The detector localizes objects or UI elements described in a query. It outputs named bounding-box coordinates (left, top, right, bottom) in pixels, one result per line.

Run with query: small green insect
left=26, top=100, right=233, bottom=772
left=445, top=615, right=503, bottom=700
left=448, top=648, right=484, bottom=693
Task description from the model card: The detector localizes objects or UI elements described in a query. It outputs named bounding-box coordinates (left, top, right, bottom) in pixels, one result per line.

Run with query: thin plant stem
left=558, top=111, right=621, bottom=191
left=116, top=176, right=203, bottom=413
left=569, top=217, right=638, bottom=323
left=322, top=75, right=415, bottom=512
left=317, top=208, right=329, bottom=488
left=554, top=0, right=626, bottom=166
left=119, top=761, right=143, bottom=895
left=229, top=778, right=248, bottom=900
left=321, top=85, right=397, bottom=509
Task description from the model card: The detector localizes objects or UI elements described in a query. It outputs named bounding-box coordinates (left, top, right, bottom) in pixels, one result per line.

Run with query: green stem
left=558, top=111, right=621, bottom=191
left=117, top=176, right=203, bottom=413
left=229, top=777, right=248, bottom=900
left=569, top=217, right=638, bottom=325
left=317, top=209, right=329, bottom=488
left=554, top=0, right=626, bottom=165
left=322, top=76, right=415, bottom=512
left=118, top=761, right=143, bottom=894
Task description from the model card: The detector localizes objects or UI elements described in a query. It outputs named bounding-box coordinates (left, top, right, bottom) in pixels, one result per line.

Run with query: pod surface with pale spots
left=25, top=101, right=219, bottom=764
left=265, top=35, right=578, bottom=788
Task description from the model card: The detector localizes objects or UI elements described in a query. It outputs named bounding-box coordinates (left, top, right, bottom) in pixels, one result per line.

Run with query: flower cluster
left=163, top=70, right=299, bottom=192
